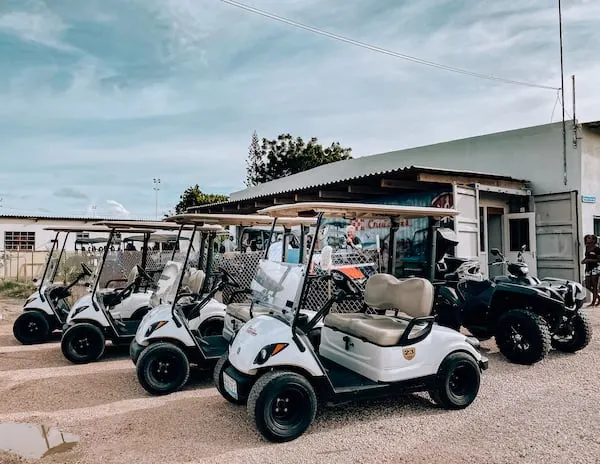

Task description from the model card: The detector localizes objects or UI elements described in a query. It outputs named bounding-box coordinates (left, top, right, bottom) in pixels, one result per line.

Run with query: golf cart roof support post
left=170, top=225, right=185, bottom=261
left=38, top=231, right=60, bottom=299
left=171, top=225, right=198, bottom=312
left=263, top=218, right=278, bottom=259
left=197, top=230, right=206, bottom=269
left=52, top=230, right=71, bottom=284
left=93, top=228, right=116, bottom=295
left=427, top=217, right=438, bottom=282
left=292, top=212, right=324, bottom=335
left=387, top=219, right=400, bottom=277
left=203, top=231, right=217, bottom=294
left=282, top=226, right=291, bottom=262
left=299, top=225, right=306, bottom=264
left=140, top=232, right=151, bottom=269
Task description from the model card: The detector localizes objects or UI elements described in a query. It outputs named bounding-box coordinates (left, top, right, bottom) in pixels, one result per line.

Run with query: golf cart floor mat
left=196, top=334, right=229, bottom=358
left=319, top=357, right=378, bottom=391
left=114, top=319, right=141, bottom=335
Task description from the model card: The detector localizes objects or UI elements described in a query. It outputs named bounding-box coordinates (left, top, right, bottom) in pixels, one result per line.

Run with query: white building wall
left=580, top=125, right=600, bottom=235
left=0, top=218, right=110, bottom=251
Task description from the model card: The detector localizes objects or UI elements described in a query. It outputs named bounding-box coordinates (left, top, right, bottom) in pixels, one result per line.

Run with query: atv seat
left=323, top=275, right=434, bottom=346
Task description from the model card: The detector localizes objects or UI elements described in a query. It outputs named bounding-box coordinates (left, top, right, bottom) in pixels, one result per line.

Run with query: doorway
left=486, top=207, right=504, bottom=278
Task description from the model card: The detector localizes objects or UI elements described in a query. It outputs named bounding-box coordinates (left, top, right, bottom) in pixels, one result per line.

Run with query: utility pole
left=558, top=0, right=567, bottom=186
left=153, top=178, right=161, bottom=220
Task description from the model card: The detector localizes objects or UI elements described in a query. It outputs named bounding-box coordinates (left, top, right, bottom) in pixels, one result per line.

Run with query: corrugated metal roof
left=227, top=164, right=528, bottom=204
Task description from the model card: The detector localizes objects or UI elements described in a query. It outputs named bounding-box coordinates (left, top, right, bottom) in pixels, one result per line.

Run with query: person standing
left=582, top=234, right=600, bottom=306
left=346, top=225, right=362, bottom=250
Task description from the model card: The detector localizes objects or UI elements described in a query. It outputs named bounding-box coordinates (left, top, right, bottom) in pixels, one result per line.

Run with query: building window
left=594, top=218, right=600, bottom=237
left=4, top=231, right=36, bottom=251
left=508, top=218, right=530, bottom=252
left=76, top=232, right=90, bottom=241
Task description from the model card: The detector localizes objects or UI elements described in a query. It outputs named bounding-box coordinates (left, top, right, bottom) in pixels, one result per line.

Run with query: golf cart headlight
left=253, top=343, right=289, bottom=365
left=145, top=320, right=168, bottom=337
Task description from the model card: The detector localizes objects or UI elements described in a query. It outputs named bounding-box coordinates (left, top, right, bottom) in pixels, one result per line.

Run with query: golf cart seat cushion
left=226, top=303, right=270, bottom=322
left=347, top=317, right=411, bottom=346
left=364, top=275, right=434, bottom=318
left=323, top=312, right=368, bottom=332
left=183, top=268, right=205, bottom=294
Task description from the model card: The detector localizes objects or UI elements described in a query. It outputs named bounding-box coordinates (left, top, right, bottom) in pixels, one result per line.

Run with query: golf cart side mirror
left=490, top=248, right=500, bottom=256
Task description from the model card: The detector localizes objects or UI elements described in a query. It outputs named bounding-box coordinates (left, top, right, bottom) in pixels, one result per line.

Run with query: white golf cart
left=131, top=220, right=257, bottom=395
left=60, top=221, right=193, bottom=364
left=214, top=202, right=489, bottom=442
left=12, top=225, right=110, bottom=345
left=131, top=214, right=316, bottom=396
left=177, top=213, right=319, bottom=342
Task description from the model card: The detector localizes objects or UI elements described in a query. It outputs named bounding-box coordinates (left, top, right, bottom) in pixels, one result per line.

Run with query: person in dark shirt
left=582, top=234, right=600, bottom=306
left=346, top=225, right=362, bottom=250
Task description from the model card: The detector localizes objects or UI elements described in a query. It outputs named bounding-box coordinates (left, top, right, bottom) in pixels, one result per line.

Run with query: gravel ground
left=0, top=296, right=599, bottom=464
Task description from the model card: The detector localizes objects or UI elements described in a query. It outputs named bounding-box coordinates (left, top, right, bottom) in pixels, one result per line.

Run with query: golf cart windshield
left=250, top=259, right=307, bottom=321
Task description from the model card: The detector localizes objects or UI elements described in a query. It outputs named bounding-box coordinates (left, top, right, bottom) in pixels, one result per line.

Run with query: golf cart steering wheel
left=217, top=267, right=241, bottom=289
left=135, top=265, right=155, bottom=285
left=330, top=269, right=362, bottom=296
left=80, top=263, right=93, bottom=277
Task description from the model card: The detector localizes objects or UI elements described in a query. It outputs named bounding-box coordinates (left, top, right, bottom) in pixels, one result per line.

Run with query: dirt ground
left=1, top=297, right=599, bottom=464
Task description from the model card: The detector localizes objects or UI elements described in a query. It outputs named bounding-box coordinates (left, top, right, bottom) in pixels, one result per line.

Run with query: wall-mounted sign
left=582, top=195, right=597, bottom=204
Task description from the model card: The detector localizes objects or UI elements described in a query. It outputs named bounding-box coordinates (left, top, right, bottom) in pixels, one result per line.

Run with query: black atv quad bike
left=434, top=259, right=592, bottom=365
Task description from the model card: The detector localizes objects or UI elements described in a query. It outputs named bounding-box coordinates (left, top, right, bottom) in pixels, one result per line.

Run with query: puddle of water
left=0, top=422, right=79, bottom=459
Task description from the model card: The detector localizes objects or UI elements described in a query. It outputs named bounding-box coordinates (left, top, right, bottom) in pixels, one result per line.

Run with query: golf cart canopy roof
left=43, top=225, right=112, bottom=233
left=258, top=202, right=460, bottom=220
left=93, top=220, right=192, bottom=231
left=167, top=213, right=316, bottom=227
left=75, top=237, right=110, bottom=244
left=123, top=233, right=189, bottom=243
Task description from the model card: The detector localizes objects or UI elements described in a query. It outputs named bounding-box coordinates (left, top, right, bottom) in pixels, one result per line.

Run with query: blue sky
left=0, top=0, right=598, bottom=219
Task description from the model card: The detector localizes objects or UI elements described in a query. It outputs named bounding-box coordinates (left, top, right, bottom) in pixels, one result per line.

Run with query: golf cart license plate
left=223, top=372, right=238, bottom=399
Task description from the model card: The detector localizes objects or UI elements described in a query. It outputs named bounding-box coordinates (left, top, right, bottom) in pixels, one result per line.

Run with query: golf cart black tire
left=136, top=342, right=190, bottom=396
left=552, top=311, right=592, bottom=353
left=213, top=351, right=245, bottom=405
left=428, top=352, right=481, bottom=409
left=13, top=311, right=50, bottom=345
left=248, top=370, right=317, bottom=443
left=494, top=309, right=551, bottom=365
left=199, top=317, right=225, bottom=337
left=61, top=323, right=106, bottom=364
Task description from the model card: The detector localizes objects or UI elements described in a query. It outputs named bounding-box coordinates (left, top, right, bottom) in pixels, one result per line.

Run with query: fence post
left=16, top=250, right=20, bottom=282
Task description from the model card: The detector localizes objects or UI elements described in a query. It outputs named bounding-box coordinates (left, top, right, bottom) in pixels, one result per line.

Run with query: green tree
left=245, top=133, right=352, bottom=187
left=174, top=184, right=229, bottom=214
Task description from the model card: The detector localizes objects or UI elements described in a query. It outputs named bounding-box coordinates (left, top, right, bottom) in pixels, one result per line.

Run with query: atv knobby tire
left=495, top=309, right=551, bottom=365
left=552, top=311, right=592, bottom=353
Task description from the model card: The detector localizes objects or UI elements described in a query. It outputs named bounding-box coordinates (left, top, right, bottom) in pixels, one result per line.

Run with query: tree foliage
left=174, top=184, right=229, bottom=214
left=245, top=132, right=352, bottom=187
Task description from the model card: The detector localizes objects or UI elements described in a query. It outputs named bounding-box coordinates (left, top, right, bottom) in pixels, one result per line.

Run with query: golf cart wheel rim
left=268, top=386, right=307, bottom=429
left=26, top=320, right=40, bottom=334
left=148, top=355, right=180, bottom=384
left=71, top=334, right=93, bottom=356
left=448, top=364, right=477, bottom=398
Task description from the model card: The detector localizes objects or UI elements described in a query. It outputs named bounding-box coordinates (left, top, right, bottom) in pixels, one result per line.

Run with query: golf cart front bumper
left=129, top=339, right=145, bottom=364
left=221, top=364, right=255, bottom=402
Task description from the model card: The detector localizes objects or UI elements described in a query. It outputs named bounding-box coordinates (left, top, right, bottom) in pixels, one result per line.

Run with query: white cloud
left=106, top=200, right=131, bottom=218
left=0, top=10, right=74, bottom=51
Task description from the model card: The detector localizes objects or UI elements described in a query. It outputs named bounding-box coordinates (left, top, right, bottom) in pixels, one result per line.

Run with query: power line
left=220, top=0, right=560, bottom=91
